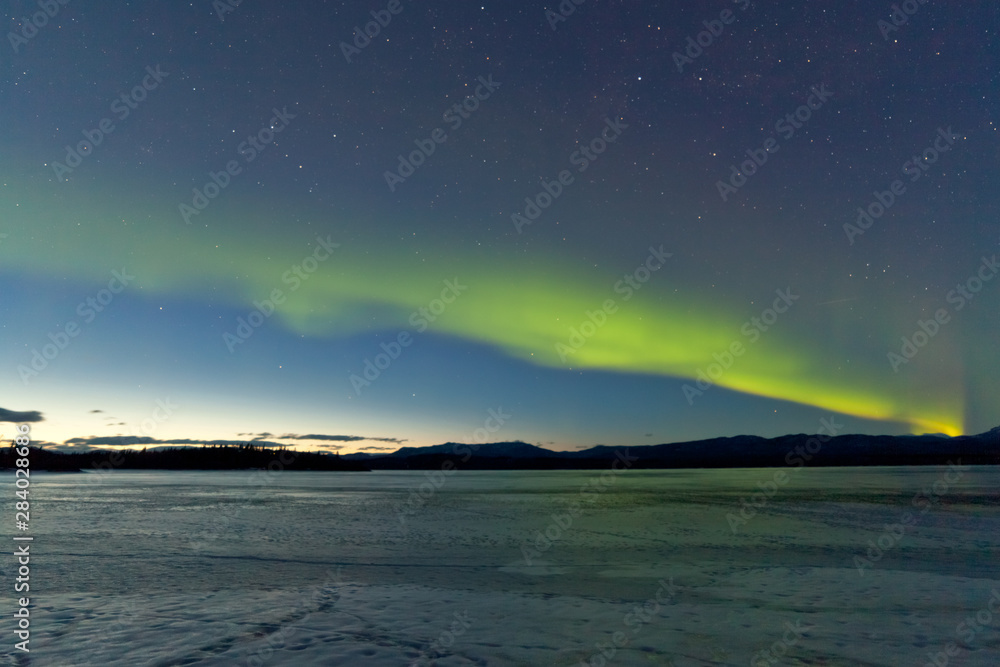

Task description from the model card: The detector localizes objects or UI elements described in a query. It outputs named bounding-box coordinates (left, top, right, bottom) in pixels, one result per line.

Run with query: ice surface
left=1, top=467, right=999, bottom=665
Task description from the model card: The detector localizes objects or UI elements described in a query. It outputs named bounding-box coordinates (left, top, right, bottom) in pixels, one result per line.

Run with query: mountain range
left=342, top=426, right=1000, bottom=469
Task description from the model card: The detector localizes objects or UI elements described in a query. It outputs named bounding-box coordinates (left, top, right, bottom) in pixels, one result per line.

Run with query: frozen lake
left=3, top=465, right=999, bottom=666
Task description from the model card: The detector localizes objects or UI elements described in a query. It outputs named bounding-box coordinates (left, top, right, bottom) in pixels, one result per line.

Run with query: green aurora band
left=2, top=182, right=964, bottom=437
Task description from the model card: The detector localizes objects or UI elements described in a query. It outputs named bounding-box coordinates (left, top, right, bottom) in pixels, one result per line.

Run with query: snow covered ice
left=2, top=467, right=999, bottom=666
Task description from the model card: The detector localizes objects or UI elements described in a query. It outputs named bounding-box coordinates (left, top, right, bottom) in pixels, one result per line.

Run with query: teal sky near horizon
left=2, top=2, right=998, bottom=454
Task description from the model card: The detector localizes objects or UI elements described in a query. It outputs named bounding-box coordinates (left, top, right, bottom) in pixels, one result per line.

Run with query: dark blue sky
left=2, top=1, right=998, bottom=452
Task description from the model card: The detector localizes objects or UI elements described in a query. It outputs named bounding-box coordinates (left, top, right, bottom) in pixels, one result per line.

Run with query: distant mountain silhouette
left=10, top=428, right=999, bottom=472
left=342, top=428, right=1000, bottom=470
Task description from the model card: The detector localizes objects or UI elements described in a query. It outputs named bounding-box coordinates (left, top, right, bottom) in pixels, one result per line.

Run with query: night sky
left=3, top=1, right=998, bottom=453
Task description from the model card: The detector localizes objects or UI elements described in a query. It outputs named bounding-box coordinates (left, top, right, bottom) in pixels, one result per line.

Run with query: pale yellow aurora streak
left=2, top=185, right=963, bottom=437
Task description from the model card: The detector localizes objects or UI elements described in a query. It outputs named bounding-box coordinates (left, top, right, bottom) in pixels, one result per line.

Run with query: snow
left=2, top=467, right=999, bottom=665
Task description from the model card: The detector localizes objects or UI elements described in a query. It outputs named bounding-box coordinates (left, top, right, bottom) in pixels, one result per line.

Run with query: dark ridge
left=9, top=428, right=1000, bottom=471
left=344, top=429, right=1000, bottom=470
left=2, top=442, right=370, bottom=472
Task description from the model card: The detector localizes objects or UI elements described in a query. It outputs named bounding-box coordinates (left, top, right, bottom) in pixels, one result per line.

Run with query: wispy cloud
left=61, top=436, right=303, bottom=449
left=277, top=433, right=407, bottom=444
left=54, top=432, right=403, bottom=451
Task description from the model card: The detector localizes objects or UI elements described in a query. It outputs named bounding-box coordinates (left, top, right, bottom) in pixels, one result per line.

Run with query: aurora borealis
left=2, top=1, right=997, bottom=452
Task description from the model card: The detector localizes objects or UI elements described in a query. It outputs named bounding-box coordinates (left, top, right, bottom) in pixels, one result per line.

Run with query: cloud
left=0, top=408, right=44, bottom=423
left=90, top=409, right=104, bottom=414
left=62, top=436, right=292, bottom=448
left=278, top=433, right=407, bottom=444
left=357, top=446, right=395, bottom=452
left=55, top=433, right=403, bottom=451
